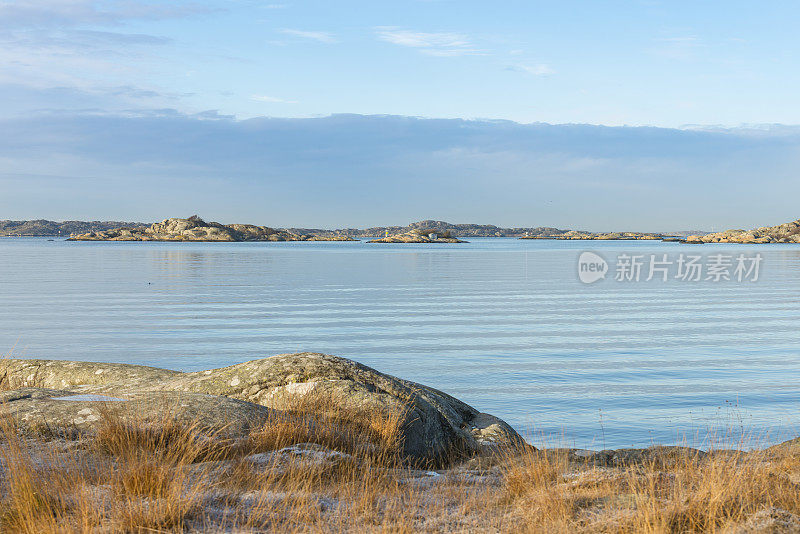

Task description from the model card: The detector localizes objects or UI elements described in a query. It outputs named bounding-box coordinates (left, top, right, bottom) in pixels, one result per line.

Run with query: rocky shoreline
left=0, top=353, right=522, bottom=464
left=7, top=352, right=798, bottom=464
left=2, top=354, right=800, bottom=532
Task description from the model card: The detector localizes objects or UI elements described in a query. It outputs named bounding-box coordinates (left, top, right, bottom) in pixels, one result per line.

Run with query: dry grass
left=94, top=410, right=236, bottom=531
left=0, top=413, right=105, bottom=533
left=93, top=407, right=238, bottom=464
left=497, top=443, right=800, bottom=533
left=1, top=392, right=800, bottom=532
left=0, top=390, right=417, bottom=533
left=247, top=389, right=408, bottom=461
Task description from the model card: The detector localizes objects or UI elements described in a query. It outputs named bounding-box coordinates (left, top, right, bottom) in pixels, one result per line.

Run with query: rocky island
left=296, top=220, right=571, bottom=238
left=0, top=219, right=147, bottom=237
left=686, top=217, right=800, bottom=244
left=521, top=230, right=672, bottom=240
left=67, top=215, right=355, bottom=242
left=1, top=353, right=799, bottom=532
left=367, top=228, right=466, bottom=243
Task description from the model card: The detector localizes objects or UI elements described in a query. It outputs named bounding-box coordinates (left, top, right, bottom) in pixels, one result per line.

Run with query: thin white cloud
left=0, top=1, right=207, bottom=114
left=0, top=26, right=173, bottom=92
left=517, top=64, right=555, bottom=76
left=652, top=36, right=702, bottom=60
left=377, top=29, right=468, bottom=48
left=279, top=29, right=336, bottom=43
left=375, top=28, right=481, bottom=56
left=659, top=37, right=699, bottom=43
left=0, top=0, right=210, bottom=29
left=251, top=94, right=297, bottom=104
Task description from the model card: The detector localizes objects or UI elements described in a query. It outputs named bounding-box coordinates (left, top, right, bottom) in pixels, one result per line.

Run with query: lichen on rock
left=0, top=353, right=528, bottom=465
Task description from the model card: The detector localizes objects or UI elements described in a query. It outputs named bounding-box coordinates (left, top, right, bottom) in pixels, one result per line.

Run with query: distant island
left=0, top=219, right=147, bottom=237
left=291, top=220, right=571, bottom=238
left=521, top=230, right=670, bottom=241
left=67, top=216, right=355, bottom=242
left=687, top=218, right=800, bottom=244
left=367, top=228, right=466, bottom=243
left=2, top=217, right=703, bottom=240
left=287, top=220, right=704, bottom=240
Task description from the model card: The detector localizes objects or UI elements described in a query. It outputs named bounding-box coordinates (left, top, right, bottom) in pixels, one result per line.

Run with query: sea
left=2, top=236, right=799, bottom=449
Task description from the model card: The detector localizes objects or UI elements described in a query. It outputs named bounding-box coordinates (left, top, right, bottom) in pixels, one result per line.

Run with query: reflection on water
left=2, top=237, right=800, bottom=449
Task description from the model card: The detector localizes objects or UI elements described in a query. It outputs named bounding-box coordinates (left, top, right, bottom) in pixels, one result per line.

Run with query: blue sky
left=1, top=1, right=799, bottom=228
left=3, top=0, right=798, bottom=125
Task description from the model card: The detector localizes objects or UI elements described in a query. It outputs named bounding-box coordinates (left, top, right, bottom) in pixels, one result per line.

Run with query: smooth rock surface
left=556, top=445, right=707, bottom=467
left=0, top=359, right=179, bottom=390
left=0, top=353, right=527, bottom=464
left=0, top=388, right=271, bottom=437
left=244, top=443, right=352, bottom=472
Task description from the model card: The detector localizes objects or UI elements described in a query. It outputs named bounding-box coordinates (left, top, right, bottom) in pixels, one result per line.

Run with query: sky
left=1, top=0, right=799, bottom=230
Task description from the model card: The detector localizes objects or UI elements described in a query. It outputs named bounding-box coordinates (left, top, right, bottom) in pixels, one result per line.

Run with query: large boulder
left=0, top=353, right=527, bottom=464
left=159, top=353, right=527, bottom=462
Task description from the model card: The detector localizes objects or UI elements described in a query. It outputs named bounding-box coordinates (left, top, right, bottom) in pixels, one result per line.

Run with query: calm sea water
left=2, top=237, right=800, bottom=449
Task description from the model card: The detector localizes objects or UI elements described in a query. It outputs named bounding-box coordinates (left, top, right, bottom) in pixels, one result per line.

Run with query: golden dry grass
left=247, top=389, right=408, bottom=460
left=0, top=392, right=799, bottom=533
left=496, top=442, right=800, bottom=533
left=0, top=390, right=416, bottom=532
